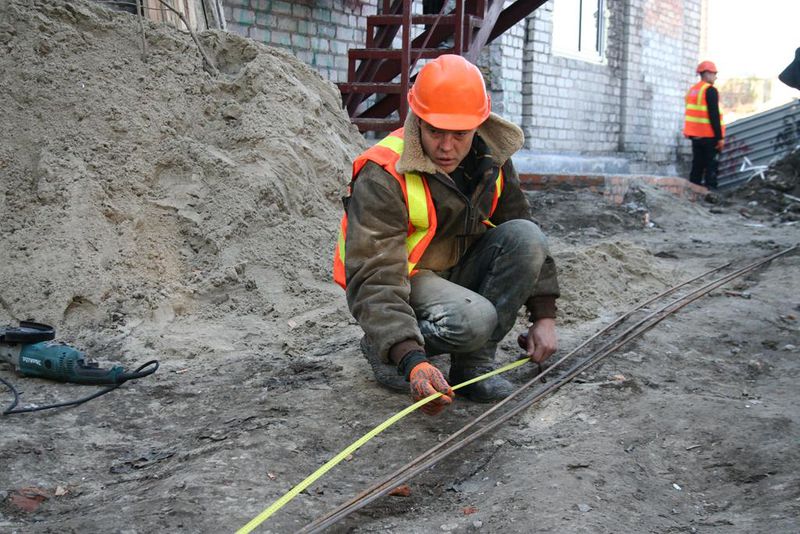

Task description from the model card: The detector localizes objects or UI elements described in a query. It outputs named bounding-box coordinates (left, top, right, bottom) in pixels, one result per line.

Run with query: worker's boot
left=449, top=365, right=516, bottom=403
left=360, top=336, right=407, bottom=392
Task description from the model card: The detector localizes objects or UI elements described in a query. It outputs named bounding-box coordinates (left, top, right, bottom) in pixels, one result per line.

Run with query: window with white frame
left=552, top=0, right=607, bottom=62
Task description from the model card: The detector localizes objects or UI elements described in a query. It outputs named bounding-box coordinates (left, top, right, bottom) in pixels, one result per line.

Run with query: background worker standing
left=333, top=55, right=560, bottom=415
left=684, top=60, right=726, bottom=189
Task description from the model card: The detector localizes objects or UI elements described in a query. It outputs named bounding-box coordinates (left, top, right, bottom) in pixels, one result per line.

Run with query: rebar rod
left=296, top=262, right=731, bottom=533
left=300, top=245, right=795, bottom=533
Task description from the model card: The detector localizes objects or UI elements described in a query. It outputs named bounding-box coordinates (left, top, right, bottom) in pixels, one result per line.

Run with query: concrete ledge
left=519, top=173, right=708, bottom=204
left=512, top=152, right=632, bottom=175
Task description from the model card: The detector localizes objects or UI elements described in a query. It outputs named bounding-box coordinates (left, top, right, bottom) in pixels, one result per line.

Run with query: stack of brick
left=520, top=173, right=709, bottom=203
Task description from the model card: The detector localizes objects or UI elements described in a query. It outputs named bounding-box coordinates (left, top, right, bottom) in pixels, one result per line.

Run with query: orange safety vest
left=333, top=128, right=504, bottom=289
left=683, top=81, right=726, bottom=138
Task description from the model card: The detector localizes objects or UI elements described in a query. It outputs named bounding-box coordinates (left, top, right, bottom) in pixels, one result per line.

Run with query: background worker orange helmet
left=407, top=54, right=491, bottom=130
left=696, top=60, right=718, bottom=74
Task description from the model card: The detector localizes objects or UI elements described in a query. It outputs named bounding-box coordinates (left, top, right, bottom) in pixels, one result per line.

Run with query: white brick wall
left=482, top=0, right=701, bottom=172
left=223, top=0, right=703, bottom=173
left=225, top=0, right=377, bottom=83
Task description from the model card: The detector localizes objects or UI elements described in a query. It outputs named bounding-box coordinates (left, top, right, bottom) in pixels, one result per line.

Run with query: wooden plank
left=142, top=0, right=159, bottom=23
left=142, top=0, right=201, bottom=30
left=183, top=0, right=198, bottom=31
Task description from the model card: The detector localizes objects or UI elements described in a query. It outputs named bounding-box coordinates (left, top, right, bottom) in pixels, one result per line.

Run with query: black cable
left=1, top=360, right=158, bottom=415
left=118, top=360, right=160, bottom=382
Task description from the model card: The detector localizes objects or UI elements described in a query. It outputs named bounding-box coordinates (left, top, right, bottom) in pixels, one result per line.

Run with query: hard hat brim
left=419, top=111, right=488, bottom=131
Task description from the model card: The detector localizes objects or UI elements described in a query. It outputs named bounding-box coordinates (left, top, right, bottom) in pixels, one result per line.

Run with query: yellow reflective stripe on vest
left=687, top=83, right=723, bottom=125
left=696, top=84, right=709, bottom=105
left=406, top=173, right=428, bottom=231
left=379, top=134, right=404, bottom=153
left=335, top=127, right=437, bottom=288
left=337, top=226, right=346, bottom=263
left=405, top=172, right=429, bottom=273
left=687, top=84, right=709, bottom=112
left=686, top=83, right=709, bottom=111
left=686, top=83, right=711, bottom=109
left=482, top=169, right=504, bottom=228
left=376, top=132, right=431, bottom=275
left=376, top=134, right=430, bottom=274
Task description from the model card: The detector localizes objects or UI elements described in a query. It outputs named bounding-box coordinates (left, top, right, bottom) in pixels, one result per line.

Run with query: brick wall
left=222, top=0, right=704, bottom=174
left=223, top=0, right=378, bottom=83
left=513, top=3, right=623, bottom=155
left=483, top=10, right=527, bottom=126
left=484, top=0, right=702, bottom=173
left=519, top=173, right=709, bottom=203
left=622, top=0, right=702, bottom=172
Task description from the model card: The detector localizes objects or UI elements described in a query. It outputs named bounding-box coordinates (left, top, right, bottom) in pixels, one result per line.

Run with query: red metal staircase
left=338, top=0, right=548, bottom=133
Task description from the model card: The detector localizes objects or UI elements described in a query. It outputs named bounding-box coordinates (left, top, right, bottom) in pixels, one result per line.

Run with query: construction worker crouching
left=684, top=60, right=726, bottom=189
left=333, top=55, right=560, bottom=415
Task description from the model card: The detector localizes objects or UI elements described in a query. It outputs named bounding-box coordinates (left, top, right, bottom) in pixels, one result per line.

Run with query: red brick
left=520, top=173, right=707, bottom=205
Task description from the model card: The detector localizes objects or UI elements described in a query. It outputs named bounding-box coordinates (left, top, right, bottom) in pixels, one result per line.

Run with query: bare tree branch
left=156, top=0, right=218, bottom=76
left=137, top=0, right=147, bottom=61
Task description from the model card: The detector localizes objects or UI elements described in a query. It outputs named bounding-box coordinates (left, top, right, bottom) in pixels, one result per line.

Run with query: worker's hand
left=409, top=362, right=453, bottom=416
left=523, top=318, right=558, bottom=364
left=715, top=139, right=725, bottom=152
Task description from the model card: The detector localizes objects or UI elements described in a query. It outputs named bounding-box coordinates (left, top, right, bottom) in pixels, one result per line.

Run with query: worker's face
left=419, top=121, right=477, bottom=174
left=701, top=71, right=717, bottom=84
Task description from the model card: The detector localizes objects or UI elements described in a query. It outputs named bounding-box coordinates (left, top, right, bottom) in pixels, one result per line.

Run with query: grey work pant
left=409, top=219, right=550, bottom=369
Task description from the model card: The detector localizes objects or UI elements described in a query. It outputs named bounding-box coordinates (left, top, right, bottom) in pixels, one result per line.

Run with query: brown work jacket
left=343, top=111, right=560, bottom=361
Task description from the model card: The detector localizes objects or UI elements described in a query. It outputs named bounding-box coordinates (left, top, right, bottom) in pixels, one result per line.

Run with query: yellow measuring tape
left=237, top=357, right=529, bottom=534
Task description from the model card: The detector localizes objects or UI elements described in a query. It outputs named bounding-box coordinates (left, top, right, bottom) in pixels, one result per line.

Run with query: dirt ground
left=1, top=2, right=798, bottom=533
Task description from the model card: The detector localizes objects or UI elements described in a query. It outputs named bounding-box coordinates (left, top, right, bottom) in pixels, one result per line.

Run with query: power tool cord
left=1, top=360, right=159, bottom=415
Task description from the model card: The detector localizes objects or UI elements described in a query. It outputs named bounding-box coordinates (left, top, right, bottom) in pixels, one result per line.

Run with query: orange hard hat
left=407, top=55, right=491, bottom=130
left=696, top=60, right=718, bottom=74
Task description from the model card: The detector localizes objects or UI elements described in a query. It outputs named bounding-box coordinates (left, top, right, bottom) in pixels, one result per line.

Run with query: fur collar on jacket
left=395, top=111, right=525, bottom=175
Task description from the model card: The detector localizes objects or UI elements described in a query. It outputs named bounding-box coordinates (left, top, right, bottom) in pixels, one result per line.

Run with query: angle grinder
left=0, top=321, right=142, bottom=385
left=0, top=321, right=159, bottom=414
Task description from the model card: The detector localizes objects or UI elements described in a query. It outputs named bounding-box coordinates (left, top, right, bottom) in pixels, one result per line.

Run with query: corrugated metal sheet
left=717, top=98, right=800, bottom=188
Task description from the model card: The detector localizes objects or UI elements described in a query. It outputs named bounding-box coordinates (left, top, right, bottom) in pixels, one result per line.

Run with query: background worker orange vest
left=333, top=128, right=504, bottom=289
left=684, top=81, right=726, bottom=138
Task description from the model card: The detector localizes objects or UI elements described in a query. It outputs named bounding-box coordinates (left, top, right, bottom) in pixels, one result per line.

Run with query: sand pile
left=0, top=0, right=681, bottom=369
left=0, top=0, right=366, bottom=356
left=554, top=241, right=674, bottom=324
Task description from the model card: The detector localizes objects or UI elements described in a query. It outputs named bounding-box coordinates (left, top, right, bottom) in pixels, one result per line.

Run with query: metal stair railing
left=338, top=0, right=548, bottom=133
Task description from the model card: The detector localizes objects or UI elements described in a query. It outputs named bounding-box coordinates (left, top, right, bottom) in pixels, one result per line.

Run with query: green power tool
left=0, top=321, right=131, bottom=385
left=0, top=321, right=158, bottom=414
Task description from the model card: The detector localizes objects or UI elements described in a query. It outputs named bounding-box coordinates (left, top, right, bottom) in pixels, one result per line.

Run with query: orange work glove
left=409, top=362, right=453, bottom=416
